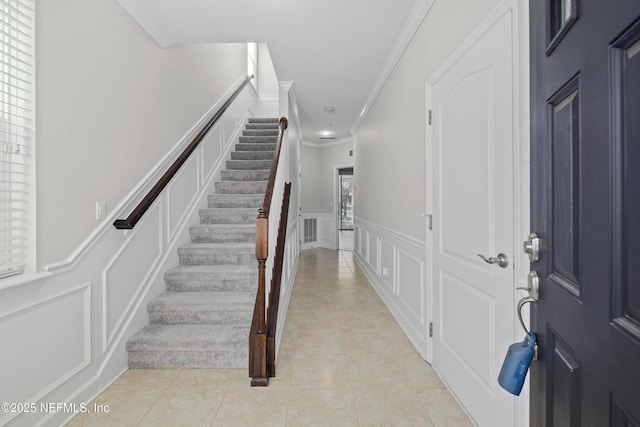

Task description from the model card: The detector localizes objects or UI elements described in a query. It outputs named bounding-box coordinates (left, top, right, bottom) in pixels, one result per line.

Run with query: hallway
left=67, top=249, right=471, bottom=426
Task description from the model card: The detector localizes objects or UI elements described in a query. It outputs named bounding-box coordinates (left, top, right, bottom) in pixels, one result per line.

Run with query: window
left=0, top=0, right=34, bottom=278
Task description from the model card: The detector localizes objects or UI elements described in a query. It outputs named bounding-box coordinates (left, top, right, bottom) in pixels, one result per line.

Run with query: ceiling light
left=323, top=106, right=335, bottom=113
left=321, top=130, right=332, bottom=136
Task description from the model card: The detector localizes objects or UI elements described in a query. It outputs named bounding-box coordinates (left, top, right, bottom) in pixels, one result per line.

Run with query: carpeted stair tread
left=226, top=159, right=272, bottom=170
left=148, top=292, right=254, bottom=325
left=230, top=151, right=274, bottom=160
left=127, top=324, right=249, bottom=351
left=214, top=180, right=267, bottom=194
left=198, top=207, right=258, bottom=225
left=235, top=143, right=276, bottom=151
left=189, top=223, right=256, bottom=242
left=242, top=129, right=278, bottom=136
left=248, top=117, right=279, bottom=123
left=127, top=324, right=248, bottom=368
left=221, top=169, right=270, bottom=181
left=164, top=264, right=257, bottom=292
left=239, top=135, right=278, bottom=144
left=178, top=242, right=255, bottom=265
left=246, top=123, right=278, bottom=130
left=208, top=194, right=263, bottom=208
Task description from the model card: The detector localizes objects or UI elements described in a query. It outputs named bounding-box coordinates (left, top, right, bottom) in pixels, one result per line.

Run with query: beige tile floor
left=67, top=248, right=472, bottom=426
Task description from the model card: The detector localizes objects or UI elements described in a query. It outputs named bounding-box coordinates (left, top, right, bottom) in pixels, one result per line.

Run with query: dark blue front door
left=530, top=0, right=640, bottom=425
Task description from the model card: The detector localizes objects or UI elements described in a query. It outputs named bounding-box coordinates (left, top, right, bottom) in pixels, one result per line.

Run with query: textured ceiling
left=117, top=0, right=430, bottom=144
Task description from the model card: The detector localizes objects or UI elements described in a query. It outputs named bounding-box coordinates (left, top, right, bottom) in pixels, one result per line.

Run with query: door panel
left=430, top=11, right=515, bottom=426
left=530, top=0, right=640, bottom=425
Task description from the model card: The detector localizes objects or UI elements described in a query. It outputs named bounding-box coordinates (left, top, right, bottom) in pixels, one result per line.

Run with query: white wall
left=257, top=44, right=279, bottom=99
left=353, top=0, right=501, bottom=242
left=36, top=0, right=247, bottom=269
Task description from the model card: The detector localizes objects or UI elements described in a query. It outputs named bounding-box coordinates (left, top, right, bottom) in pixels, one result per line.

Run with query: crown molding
left=350, top=0, right=435, bottom=134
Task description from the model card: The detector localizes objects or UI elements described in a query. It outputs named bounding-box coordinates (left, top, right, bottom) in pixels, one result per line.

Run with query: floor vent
left=303, top=218, right=317, bottom=243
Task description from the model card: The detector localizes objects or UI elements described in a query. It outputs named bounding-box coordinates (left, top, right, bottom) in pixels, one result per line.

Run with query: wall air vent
left=303, top=218, right=317, bottom=243
left=320, top=136, right=336, bottom=140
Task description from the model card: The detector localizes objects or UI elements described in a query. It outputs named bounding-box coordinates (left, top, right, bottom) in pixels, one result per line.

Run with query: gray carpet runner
left=126, top=118, right=278, bottom=368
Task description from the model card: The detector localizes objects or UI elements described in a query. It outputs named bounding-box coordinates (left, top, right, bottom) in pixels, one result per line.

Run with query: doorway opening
left=337, top=167, right=354, bottom=251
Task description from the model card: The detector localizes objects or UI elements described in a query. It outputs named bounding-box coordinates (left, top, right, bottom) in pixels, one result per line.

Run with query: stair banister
left=250, top=117, right=288, bottom=386
left=113, top=75, right=254, bottom=230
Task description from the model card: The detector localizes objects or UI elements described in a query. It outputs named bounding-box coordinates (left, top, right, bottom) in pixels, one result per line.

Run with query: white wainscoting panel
left=275, top=218, right=300, bottom=359
left=354, top=217, right=429, bottom=360
left=0, top=283, right=91, bottom=426
left=102, top=202, right=163, bottom=351
left=167, top=154, right=200, bottom=242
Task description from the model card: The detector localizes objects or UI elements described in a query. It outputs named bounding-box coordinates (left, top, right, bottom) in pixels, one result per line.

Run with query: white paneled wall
left=353, top=216, right=429, bottom=360
left=0, top=76, right=260, bottom=427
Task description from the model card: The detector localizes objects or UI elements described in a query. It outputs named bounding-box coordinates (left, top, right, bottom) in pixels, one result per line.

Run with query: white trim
left=512, top=0, right=531, bottom=425
left=351, top=0, right=435, bottom=134
left=302, top=137, right=353, bottom=149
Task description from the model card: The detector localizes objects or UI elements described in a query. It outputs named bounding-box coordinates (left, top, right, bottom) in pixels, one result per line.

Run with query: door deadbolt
left=523, top=233, right=541, bottom=263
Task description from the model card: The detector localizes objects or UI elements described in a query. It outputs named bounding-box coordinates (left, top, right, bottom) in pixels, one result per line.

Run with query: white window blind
left=0, top=0, right=33, bottom=279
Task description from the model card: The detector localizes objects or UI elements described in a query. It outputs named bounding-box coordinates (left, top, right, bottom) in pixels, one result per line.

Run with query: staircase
left=126, top=118, right=279, bottom=368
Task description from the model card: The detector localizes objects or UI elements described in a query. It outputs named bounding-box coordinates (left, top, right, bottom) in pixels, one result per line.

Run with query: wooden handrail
left=261, top=117, right=288, bottom=215
left=113, top=75, right=254, bottom=230
left=250, top=117, right=288, bottom=386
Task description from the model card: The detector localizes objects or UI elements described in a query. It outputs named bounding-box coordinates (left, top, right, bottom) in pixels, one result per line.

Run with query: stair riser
left=226, top=160, right=272, bottom=170
left=235, top=143, right=276, bottom=151
left=165, top=276, right=257, bottom=293
left=248, top=118, right=279, bottom=124
left=178, top=252, right=254, bottom=265
left=208, top=195, right=263, bottom=208
left=242, top=130, right=278, bottom=136
left=149, top=311, right=252, bottom=325
left=246, top=123, right=278, bottom=130
left=190, top=230, right=255, bottom=242
left=221, top=170, right=270, bottom=181
left=239, top=136, right=278, bottom=144
left=128, top=350, right=247, bottom=369
left=231, top=151, right=274, bottom=161
left=198, top=210, right=256, bottom=224
left=214, top=181, right=266, bottom=194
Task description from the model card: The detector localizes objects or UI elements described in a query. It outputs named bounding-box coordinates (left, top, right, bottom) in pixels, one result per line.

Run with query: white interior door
left=428, top=11, right=516, bottom=427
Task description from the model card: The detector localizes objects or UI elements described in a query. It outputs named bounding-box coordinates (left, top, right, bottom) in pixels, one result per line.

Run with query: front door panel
left=530, top=0, right=640, bottom=425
